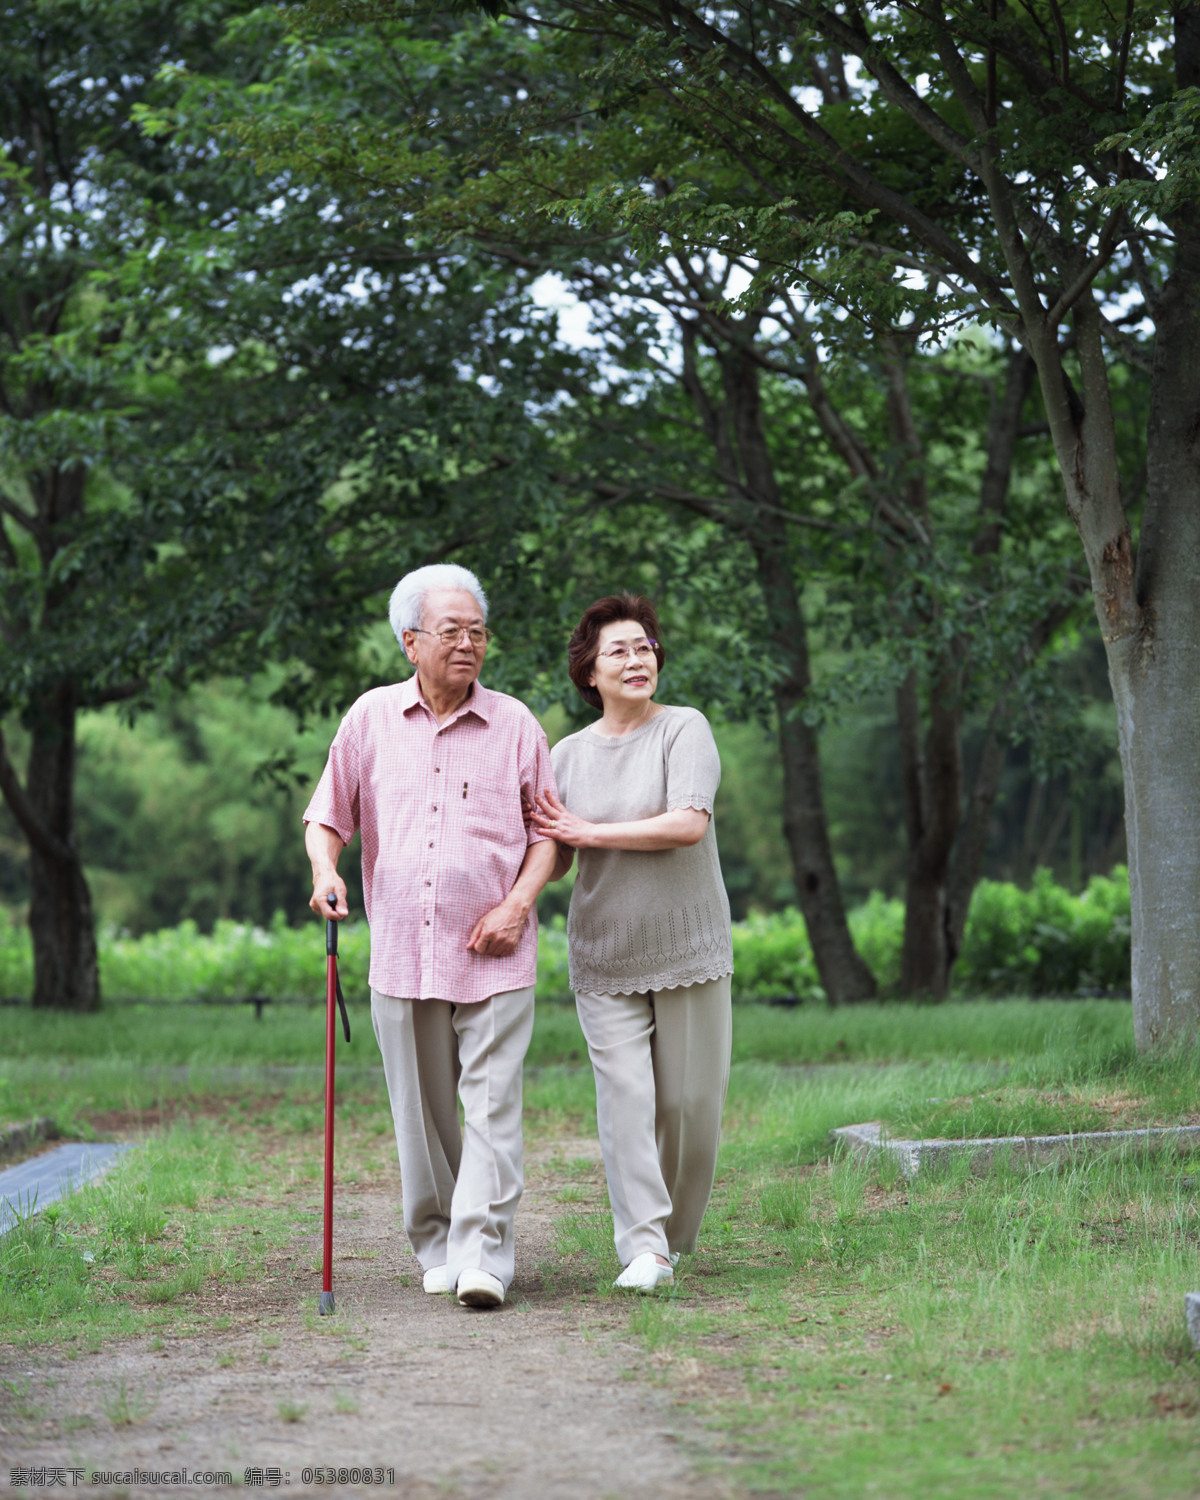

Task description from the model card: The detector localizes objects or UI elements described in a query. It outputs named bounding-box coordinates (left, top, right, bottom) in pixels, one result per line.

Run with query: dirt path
left=0, top=1140, right=739, bottom=1500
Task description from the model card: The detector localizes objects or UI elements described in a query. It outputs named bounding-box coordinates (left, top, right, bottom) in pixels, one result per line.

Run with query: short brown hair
left=567, top=592, right=666, bottom=710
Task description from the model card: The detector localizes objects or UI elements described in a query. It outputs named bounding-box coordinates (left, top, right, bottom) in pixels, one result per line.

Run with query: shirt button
left=425, top=920, right=430, bottom=926
left=435, top=767, right=441, bottom=773
left=429, top=842, right=434, bottom=848
left=433, top=804, right=438, bottom=811
left=425, top=881, right=431, bottom=886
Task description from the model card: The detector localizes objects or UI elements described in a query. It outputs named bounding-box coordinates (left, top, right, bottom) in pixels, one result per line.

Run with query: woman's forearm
left=586, top=807, right=709, bottom=851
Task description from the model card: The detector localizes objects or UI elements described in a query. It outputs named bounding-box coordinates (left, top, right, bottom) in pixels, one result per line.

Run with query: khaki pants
left=575, top=974, right=732, bottom=1266
left=370, top=985, right=535, bottom=1292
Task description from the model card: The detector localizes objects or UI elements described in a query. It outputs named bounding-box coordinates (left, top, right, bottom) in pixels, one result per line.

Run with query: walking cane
left=320, top=891, right=351, bottom=1316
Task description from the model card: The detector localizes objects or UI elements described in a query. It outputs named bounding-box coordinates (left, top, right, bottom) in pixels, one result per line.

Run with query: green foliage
left=73, top=681, right=348, bottom=935
left=956, top=868, right=1132, bottom=998
left=0, top=869, right=1132, bottom=1006
left=1, top=1, right=601, bottom=1007
left=1095, top=87, right=1200, bottom=226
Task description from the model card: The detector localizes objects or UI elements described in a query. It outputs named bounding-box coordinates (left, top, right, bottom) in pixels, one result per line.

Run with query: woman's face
left=588, top=618, right=659, bottom=709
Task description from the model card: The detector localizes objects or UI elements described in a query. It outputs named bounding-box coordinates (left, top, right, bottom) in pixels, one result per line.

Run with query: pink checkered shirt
left=303, top=676, right=558, bottom=1003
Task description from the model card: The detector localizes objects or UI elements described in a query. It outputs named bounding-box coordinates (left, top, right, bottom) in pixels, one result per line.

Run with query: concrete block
left=1187, top=1293, right=1200, bottom=1352
left=830, top=1120, right=1200, bottom=1179
left=0, top=1116, right=59, bottom=1160
left=0, top=1142, right=134, bottom=1234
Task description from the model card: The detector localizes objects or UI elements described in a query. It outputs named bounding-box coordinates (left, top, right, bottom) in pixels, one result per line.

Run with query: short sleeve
left=302, top=710, right=362, bottom=845
left=521, top=722, right=560, bottom=846
left=664, top=711, right=721, bottom=815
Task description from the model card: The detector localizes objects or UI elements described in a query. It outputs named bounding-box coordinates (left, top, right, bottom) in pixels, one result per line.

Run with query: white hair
left=389, top=564, right=489, bottom=643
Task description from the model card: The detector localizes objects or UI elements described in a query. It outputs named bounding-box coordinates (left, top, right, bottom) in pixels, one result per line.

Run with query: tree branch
left=975, top=346, right=1037, bottom=554
left=1114, top=0, right=1134, bottom=109
left=587, top=476, right=837, bottom=532
left=1045, top=209, right=1126, bottom=330
left=0, top=495, right=40, bottom=540
left=0, top=724, right=72, bottom=863
left=89, top=680, right=147, bottom=707
left=656, top=0, right=1020, bottom=322
left=792, top=0, right=984, bottom=170
left=1045, top=0, right=1072, bottom=87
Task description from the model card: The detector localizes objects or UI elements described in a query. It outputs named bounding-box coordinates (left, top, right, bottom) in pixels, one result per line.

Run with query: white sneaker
left=456, top=1269, right=505, bottom=1308
left=422, top=1265, right=450, bottom=1295
left=614, top=1253, right=674, bottom=1292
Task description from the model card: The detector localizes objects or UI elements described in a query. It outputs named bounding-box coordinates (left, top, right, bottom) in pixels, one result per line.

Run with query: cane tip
left=319, top=1290, right=335, bottom=1316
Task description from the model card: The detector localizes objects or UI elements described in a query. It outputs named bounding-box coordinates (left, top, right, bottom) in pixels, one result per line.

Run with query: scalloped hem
left=569, top=962, right=734, bottom=998
left=665, top=796, right=716, bottom=815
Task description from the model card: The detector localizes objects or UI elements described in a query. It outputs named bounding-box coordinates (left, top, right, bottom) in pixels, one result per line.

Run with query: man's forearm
left=507, top=839, right=560, bottom=916
left=306, top=821, right=344, bottom=883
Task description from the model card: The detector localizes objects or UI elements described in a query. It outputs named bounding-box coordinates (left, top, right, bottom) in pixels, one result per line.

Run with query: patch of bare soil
left=0, top=1139, right=739, bottom=1500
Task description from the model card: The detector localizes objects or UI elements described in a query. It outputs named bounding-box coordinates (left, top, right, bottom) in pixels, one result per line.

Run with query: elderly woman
left=532, top=592, right=733, bottom=1292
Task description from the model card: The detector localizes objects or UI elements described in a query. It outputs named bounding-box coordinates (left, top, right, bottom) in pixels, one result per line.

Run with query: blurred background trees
left=0, top=0, right=1146, bottom=1012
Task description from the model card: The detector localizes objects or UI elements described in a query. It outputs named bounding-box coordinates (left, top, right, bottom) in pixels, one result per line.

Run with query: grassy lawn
left=2, top=997, right=1198, bottom=1496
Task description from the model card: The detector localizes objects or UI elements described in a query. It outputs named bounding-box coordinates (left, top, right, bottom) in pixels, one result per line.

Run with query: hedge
left=0, top=868, right=1132, bottom=1004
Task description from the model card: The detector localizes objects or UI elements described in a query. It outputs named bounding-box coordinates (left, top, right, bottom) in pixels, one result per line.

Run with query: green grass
left=728, top=995, right=1135, bottom=1065
left=0, top=1117, right=301, bottom=1348
left=0, top=996, right=1140, bottom=1140
left=550, top=1060, right=1200, bottom=1498
left=4, top=999, right=1199, bottom=1497
left=0, top=993, right=1134, bottom=1068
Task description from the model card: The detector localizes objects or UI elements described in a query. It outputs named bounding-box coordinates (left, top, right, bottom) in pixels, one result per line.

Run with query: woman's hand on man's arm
left=530, top=792, right=709, bottom=852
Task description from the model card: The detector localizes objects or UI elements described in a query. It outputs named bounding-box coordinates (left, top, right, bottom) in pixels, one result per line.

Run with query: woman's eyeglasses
left=597, top=638, right=658, bottom=662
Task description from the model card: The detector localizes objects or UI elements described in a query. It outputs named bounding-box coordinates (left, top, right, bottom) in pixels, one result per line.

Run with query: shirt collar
left=400, top=674, right=491, bottom=725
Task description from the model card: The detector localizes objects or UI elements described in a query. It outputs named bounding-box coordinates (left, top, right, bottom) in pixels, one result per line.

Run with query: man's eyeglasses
left=411, top=625, right=494, bottom=648
left=597, top=638, right=658, bottom=662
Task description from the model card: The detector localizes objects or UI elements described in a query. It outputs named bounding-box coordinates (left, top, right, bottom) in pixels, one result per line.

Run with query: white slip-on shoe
left=614, top=1252, right=674, bottom=1292
left=456, top=1268, right=505, bottom=1308
left=422, top=1265, right=450, bottom=1295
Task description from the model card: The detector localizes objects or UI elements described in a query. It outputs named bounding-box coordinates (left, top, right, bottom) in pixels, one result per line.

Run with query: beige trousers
left=370, top=985, right=535, bottom=1292
left=575, top=974, right=732, bottom=1267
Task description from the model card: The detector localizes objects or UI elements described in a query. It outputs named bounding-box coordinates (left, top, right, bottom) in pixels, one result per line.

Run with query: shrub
left=0, top=909, right=32, bottom=1001
left=954, top=867, right=1130, bottom=997
left=730, top=909, right=820, bottom=1001
left=0, top=869, right=1134, bottom=1006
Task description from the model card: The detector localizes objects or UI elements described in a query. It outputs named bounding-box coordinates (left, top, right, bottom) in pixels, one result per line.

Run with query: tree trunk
left=25, top=684, right=100, bottom=1012
left=721, top=344, right=877, bottom=1004
left=671, top=320, right=877, bottom=1003
left=896, top=668, right=964, bottom=997
left=759, top=541, right=878, bottom=1004
left=947, top=717, right=1006, bottom=959
left=1114, top=228, right=1200, bottom=1048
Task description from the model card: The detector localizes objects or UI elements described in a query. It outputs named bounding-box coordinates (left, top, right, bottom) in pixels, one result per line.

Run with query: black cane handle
left=325, top=892, right=349, bottom=1042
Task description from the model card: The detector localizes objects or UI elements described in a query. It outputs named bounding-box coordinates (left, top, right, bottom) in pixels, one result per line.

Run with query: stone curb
left=830, top=1120, right=1200, bottom=1178
left=0, top=1141, right=135, bottom=1235
left=1187, top=1293, right=1200, bottom=1352
left=0, top=1116, right=60, bottom=1160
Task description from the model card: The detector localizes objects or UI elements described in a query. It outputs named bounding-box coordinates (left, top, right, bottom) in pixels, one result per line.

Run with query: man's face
left=403, top=588, right=488, bottom=698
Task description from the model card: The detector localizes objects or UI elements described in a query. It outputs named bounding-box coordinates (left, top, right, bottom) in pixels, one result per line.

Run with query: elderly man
left=303, top=564, right=559, bottom=1309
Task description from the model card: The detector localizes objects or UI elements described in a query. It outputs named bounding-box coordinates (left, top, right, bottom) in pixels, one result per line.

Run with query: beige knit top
left=550, top=706, right=734, bottom=996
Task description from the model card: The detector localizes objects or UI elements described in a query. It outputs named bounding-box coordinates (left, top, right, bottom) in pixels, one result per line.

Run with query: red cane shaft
left=322, top=953, right=336, bottom=1298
